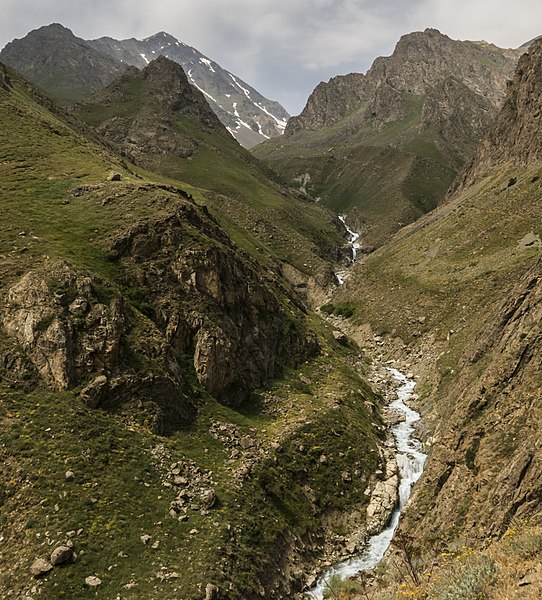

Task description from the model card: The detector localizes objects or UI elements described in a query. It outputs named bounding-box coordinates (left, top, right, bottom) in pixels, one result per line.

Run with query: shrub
left=430, top=555, right=497, bottom=600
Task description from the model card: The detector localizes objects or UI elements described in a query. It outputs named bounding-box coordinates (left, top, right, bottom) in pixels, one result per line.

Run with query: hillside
left=254, top=29, right=522, bottom=247
left=329, top=39, right=542, bottom=584
left=0, top=59, right=393, bottom=599
left=0, top=24, right=289, bottom=148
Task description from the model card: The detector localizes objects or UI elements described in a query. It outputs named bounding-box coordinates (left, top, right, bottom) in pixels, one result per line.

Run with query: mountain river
left=307, top=369, right=427, bottom=598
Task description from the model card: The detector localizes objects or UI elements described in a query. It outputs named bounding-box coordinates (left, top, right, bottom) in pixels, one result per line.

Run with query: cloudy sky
left=2, top=0, right=541, bottom=114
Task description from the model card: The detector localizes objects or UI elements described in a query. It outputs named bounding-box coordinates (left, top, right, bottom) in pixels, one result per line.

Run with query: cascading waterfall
left=335, top=215, right=361, bottom=284
left=307, top=368, right=427, bottom=599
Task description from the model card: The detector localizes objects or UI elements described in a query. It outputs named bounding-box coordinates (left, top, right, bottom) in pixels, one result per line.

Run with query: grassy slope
left=335, top=163, right=542, bottom=346
left=0, top=67, right=382, bottom=599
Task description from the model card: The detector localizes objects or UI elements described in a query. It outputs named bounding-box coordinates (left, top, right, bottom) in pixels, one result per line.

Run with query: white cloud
left=1, top=0, right=541, bottom=114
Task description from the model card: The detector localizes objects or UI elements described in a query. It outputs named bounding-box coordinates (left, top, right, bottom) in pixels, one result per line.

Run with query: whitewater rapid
left=307, top=368, right=427, bottom=598
left=335, top=215, right=361, bottom=284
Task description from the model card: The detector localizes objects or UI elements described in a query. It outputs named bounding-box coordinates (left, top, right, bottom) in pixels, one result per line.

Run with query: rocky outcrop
left=286, top=73, right=368, bottom=135
left=109, top=199, right=319, bottom=408
left=2, top=260, right=195, bottom=434
left=2, top=185, right=320, bottom=423
left=453, top=39, right=542, bottom=192
left=366, top=450, right=399, bottom=535
left=3, top=263, right=123, bottom=389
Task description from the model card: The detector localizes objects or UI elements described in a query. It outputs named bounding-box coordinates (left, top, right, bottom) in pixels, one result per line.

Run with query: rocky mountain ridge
left=286, top=28, right=518, bottom=136
left=0, top=23, right=126, bottom=103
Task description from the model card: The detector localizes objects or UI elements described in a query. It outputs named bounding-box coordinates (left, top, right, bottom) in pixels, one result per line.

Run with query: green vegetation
left=321, top=303, right=357, bottom=318
left=254, top=91, right=463, bottom=247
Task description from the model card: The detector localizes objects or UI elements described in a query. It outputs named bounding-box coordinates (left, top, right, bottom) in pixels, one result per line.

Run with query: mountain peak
left=142, top=31, right=179, bottom=44
left=40, top=23, right=72, bottom=33
left=8, top=22, right=76, bottom=42
left=0, top=23, right=127, bottom=103
left=76, top=52, right=228, bottom=167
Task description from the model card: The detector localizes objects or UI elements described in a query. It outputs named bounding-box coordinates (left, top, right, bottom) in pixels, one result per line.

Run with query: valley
left=0, top=17, right=541, bottom=600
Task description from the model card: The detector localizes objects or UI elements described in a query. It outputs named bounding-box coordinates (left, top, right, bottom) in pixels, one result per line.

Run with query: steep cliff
left=404, top=258, right=542, bottom=543
left=453, top=39, right=542, bottom=192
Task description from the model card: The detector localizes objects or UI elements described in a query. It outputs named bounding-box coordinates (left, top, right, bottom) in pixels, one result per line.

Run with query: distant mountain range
left=0, top=23, right=289, bottom=148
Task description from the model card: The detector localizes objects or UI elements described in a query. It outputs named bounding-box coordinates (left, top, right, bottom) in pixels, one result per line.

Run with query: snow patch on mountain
left=200, top=57, right=216, bottom=73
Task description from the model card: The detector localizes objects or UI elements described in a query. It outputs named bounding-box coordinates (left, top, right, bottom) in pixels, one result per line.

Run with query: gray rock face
left=0, top=23, right=127, bottom=102
left=287, top=28, right=518, bottom=140
left=453, top=39, right=542, bottom=192
left=366, top=449, right=399, bottom=534
left=200, top=489, right=217, bottom=510
left=205, top=583, right=220, bottom=600
left=1, top=258, right=196, bottom=434
left=2, top=262, right=124, bottom=390
left=108, top=203, right=319, bottom=409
